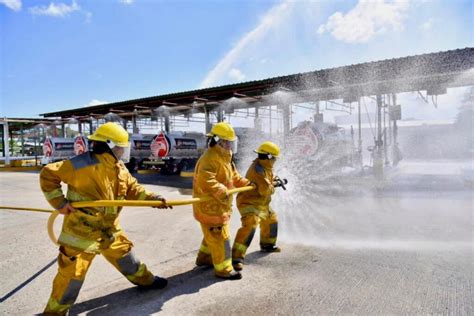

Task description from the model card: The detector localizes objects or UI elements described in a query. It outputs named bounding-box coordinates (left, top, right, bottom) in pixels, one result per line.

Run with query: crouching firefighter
left=232, top=141, right=287, bottom=271
left=193, top=122, right=251, bottom=280
left=40, top=122, right=172, bottom=316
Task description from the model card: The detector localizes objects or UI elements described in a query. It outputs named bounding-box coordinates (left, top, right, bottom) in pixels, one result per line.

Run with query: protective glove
left=151, top=194, right=173, bottom=209
left=57, top=202, right=77, bottom=215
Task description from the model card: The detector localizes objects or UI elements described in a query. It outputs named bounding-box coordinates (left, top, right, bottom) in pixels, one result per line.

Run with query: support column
left=61, top=123, right=66, bottom=138
left=374, top=94, right=384, bottom=180
left=78, top=121, right=82, bottom=134
left=3, top=121, right=10, bottom=165
left=269, top=105, right=272, bottom=136
left=216, top=110, right=224, bottom=122
left=383, top=96, right=389, bottom=165
left=132, top=115, right=138, bottom=134
left=254, top=105, right=261, bottom=131
left=164, top=113, right=170, bottom=133
left=358, top=99, right=363, bottom=168
left=89, top=121, right=94, bottom=135
left=358, top=100, right=362, bottom=153
left=392, top=93, right=401, bottom=166
left=205, top=107, right=212, bottom=134
left=281, top=103, right=290, bottom=139
left=20, top=123, right=25, bottom=156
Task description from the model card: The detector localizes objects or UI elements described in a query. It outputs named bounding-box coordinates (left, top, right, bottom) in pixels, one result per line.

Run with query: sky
left=1, top=0, right=473, bottom=124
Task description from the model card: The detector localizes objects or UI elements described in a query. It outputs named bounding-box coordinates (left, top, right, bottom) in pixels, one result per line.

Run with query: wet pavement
left=0, top=161, right=472, bottom=315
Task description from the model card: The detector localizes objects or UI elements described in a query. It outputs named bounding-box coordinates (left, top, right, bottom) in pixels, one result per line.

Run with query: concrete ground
left=0, top=162, right=472, bottom=315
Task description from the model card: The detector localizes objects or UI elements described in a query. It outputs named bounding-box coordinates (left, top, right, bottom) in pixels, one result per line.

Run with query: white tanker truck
left=285, top=120, right=357, bottom=175
left=73, top=134, right=155, bottom=172
left=41, top=137, right=76, bottom=165
left=149, top=131, right=207, bottom=175
left=41, top=134, right=155, bottom=171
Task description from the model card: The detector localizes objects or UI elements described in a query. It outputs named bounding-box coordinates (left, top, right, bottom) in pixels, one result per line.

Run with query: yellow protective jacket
left=40, top=152, right=157, bottom=253
left=236, top=159, right=275, bottom=215
left=193, top=145, right=250, bottom=225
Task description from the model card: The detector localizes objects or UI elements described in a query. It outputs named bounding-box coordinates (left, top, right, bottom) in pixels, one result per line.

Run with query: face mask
left=259, top=158, right=276, bottom=169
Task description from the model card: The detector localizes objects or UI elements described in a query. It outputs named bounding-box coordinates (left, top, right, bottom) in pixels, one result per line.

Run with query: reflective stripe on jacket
left=236, top=159, right=275, bottom=215
left=193, top=145, right=249, bottom=225
left=40, top=151, right=156, bottom=253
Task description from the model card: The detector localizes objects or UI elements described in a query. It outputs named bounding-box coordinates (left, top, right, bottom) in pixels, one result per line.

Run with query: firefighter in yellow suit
left=193, top=122, right=251, bottom=280
left=232, top=141, right=281, bottom=271
left=40, top=122, right=171, bottom=316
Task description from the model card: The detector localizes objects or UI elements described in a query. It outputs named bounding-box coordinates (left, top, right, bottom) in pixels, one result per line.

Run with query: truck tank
left=150, top=131, right=207, bottom=174
left=41, top=137, right=75, bottom=165
left=286, top=120, right=355, bottom=167
left=73, top=134, right=155, bottom=172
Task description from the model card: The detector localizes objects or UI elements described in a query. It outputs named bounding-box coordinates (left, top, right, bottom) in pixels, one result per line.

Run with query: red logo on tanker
left=287, top=123, right=320, bottom=156
left=43, top=138, right=53, bottom=157
left=74, top=136, right=87, bottom=155
left=151, top=132, right=169, bottom=158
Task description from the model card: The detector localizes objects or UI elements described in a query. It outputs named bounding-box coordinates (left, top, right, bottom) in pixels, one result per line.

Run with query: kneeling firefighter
left=232, top=141, right=286, bottom=271
left=193, top=122, right=251, bottom=280
left=40, top=122, right=171, bottom=316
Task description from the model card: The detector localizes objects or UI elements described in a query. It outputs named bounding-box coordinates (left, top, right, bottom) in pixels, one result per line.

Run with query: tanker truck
left=149, top=131, right=207, bottom=175
left=285, top=120, right=357, bottom=175
left=41, top=137, right=75, bottom=165
left=73, top=134, right=155, bottom=172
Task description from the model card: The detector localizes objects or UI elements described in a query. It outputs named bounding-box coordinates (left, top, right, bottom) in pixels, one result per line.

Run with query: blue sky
left=1, top=0, right=472, bottom=119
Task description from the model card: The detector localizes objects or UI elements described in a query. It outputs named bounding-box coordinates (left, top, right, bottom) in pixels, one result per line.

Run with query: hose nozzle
left=273, top=176, right=288, bottom=190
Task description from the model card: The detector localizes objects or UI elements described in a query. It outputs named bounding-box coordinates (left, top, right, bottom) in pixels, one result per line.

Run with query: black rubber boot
left=215, top=270, right=242, bottom=280
left=138, top=276, right=168, bottom=289
left=260, top=245, right=281, bottom=253
left=232, top=260, right=243, bottom=271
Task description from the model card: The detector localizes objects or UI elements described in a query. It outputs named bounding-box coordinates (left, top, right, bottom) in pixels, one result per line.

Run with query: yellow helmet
left=255, top=141, right=280, bottom=158
left=88, top=122, right=129, bottom=147
left=206, top=122, right=236, bottom=141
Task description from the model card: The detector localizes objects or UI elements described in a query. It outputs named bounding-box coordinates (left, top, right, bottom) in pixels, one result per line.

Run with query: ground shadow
left=243, top=250, right=272, bottom=263
left=1, top=258, right=56, bottom=303
left=69, top=266, right=220, bottom=315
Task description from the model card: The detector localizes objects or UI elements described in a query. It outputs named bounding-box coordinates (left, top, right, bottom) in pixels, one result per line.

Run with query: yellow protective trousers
left=196, top=224, right=233, bottom=277
left=43, top=234, right=154, bottom=315
left=232, top=210, right=278, bottom=263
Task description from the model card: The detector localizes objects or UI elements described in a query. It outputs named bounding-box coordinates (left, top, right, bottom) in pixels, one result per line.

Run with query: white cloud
left=29, top=0, right=80, bottom=17
left=199, top=1, right=294, bottom=88
left=0, top=0, right=21, bottom=11
left=420, top=18, right=434, bottom=31
left=119, top=0, right=134, bottom=4
left=317, top=0, right=410, bottom=43
left=84, top=11, right=92, bottom=23
left=228, top=68, right=246, bottom=82
left=84, top=99, right=107, bottom=107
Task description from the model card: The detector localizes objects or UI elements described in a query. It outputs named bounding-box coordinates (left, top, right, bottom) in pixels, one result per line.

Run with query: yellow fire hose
left=0, top=186, right=255, bottom=246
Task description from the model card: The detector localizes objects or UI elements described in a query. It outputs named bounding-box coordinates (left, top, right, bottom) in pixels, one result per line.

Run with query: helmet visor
left=108, top=141, right=132, bottom=163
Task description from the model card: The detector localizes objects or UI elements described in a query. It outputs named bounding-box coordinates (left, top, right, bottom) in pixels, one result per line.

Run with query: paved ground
left=0, top=161, right=472, bottom=315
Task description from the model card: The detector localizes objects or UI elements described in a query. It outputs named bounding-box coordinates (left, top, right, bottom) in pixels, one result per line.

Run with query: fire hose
left=0, top=186, right=256, bottom=246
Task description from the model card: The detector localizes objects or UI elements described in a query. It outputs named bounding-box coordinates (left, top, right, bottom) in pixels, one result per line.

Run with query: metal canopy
left=41, top=47, right=474, bottom=119
left=0, top=118, right=57, bottom=132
